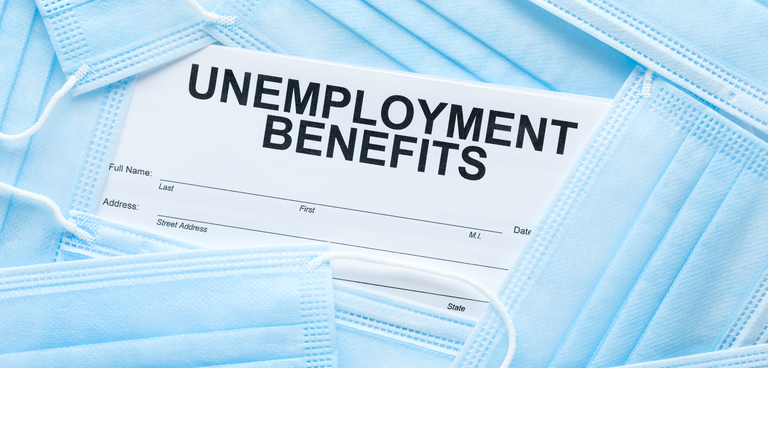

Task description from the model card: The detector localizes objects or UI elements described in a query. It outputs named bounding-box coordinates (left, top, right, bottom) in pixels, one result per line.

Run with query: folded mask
left=0, top=244, right=336, bottom=368
left=57, top=213, right=486, bottom=368
left=204, top=0, right=636, bottom=98
left=0, top=3, right=132, bottom=267
left=453, top=66, right=768, bottom=368
left=527, top=0, right=768, bottom=136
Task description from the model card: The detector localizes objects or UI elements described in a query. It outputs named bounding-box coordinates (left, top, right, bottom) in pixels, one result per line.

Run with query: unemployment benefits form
left=97, top=45, right=610, bottom=319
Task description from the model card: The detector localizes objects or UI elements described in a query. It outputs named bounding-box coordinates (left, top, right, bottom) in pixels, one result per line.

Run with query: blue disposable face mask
left=526, top=0, right=768, bottom=137
left=0, top=244, right=337, bottom=368
left=0, top=2, right=132, bottom=267
left=204, top=0, right=636, bottom=98
left=621, top=146, right=768, bottom=365
left=454, top=66, right=768, bottom=368
left=57, top=212, right=492, bottom=368
left=32, top=0, right=224, bottom=95
left=558, top=127, right=755, bottom=368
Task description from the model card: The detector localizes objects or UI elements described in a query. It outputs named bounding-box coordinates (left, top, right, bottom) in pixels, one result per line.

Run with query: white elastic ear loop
left=184, top=0, right=236, bottom=25
left=641, top=69, right=654, bottom=98
left=0, top=64, right=91, bottom=142
left=0, top=181, right=94, bottom=243
left=308, top=251, right=517, bottom=368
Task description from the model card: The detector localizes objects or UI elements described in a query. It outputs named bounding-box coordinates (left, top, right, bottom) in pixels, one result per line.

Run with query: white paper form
left=96, top=45, right=610, bottom=319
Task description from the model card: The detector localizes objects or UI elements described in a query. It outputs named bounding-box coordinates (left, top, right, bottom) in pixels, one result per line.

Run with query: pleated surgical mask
left=203, top=0, right=636, bottom=98
left=0, top=2, right=132, bottom=267
left=32, top=0, right=223, bottom=95
left=0, top=244, right=337, bottom=368
left=453, top=66, right=768, bottom=368
left=527, top=0, right=768, bottom=137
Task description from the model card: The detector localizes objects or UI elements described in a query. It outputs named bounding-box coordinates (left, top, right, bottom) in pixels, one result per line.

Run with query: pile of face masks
left=0, top=0, right=765, bottom=367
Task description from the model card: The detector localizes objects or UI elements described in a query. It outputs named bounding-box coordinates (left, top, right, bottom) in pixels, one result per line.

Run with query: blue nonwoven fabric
left=0, top=244, right=337, bottom=368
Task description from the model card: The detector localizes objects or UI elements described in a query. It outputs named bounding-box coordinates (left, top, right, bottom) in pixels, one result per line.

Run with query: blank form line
left=333, top=277, right=489, bottom=304
left=159, top=178, right=502, bottom=234
left=158, top=214, right=509, bottom=271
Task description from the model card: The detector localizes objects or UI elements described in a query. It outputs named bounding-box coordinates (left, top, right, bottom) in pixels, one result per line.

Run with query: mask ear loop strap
left=184, top=0, right=236, bottom=25
left=641, top=69, right=654, bottom=98
left=308, top=251, right=516, bottom=368
left=0, top=181, right=94, bottom=243
left=0, top=65, right=91, bottom=142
